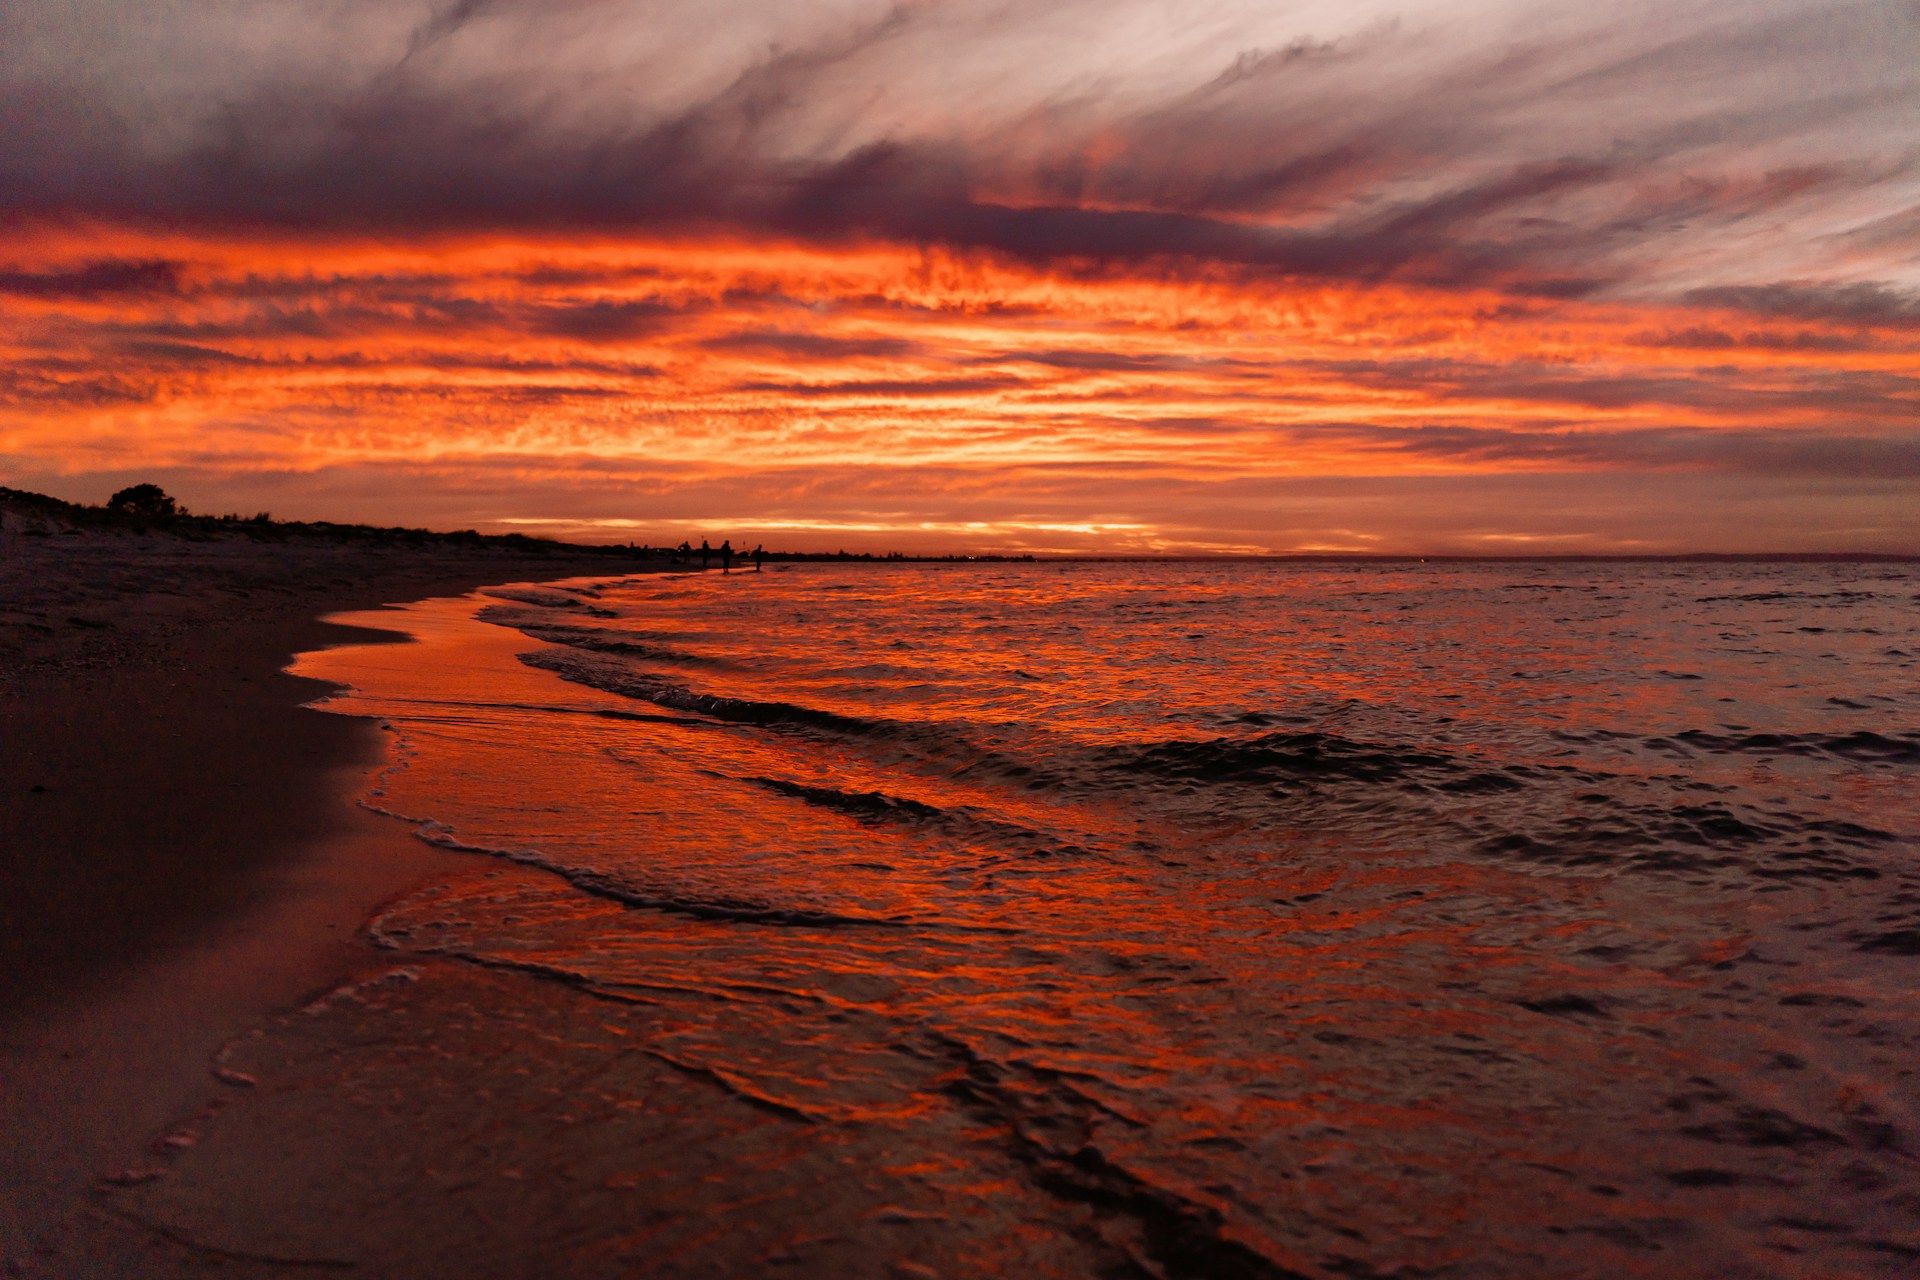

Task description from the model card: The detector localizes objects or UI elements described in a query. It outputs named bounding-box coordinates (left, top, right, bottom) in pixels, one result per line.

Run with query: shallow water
left=231, top=562, right=1919, bottom=1275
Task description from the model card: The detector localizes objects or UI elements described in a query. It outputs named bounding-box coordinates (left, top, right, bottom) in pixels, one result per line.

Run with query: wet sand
left=0, top=513, right=660, bottom=1275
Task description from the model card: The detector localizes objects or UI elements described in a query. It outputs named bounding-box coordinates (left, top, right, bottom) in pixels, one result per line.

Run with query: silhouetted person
left=700, top=539, right=711, bottom=570
left=752, top=544, right=765, bottom=572
left=720, top=539, right=734, bottom=573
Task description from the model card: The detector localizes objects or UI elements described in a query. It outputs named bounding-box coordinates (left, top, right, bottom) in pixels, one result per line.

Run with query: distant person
left=700, top=539, right=711, bottom=570
left=675, top=540, right=691, bottom=564
left=752, top=544, right=765, bottom=572
left=720, top=539, right=734, bottom=573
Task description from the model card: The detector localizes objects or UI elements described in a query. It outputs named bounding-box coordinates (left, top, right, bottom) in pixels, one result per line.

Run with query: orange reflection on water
left=265, top=562, right=1920, bottom=1274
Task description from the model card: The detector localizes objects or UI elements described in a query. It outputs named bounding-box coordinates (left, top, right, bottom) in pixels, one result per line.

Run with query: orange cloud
left=3, top=221, right=1918, bottom=552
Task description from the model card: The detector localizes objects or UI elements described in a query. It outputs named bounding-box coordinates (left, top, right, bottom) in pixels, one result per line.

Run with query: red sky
left=4, top=1, right=1918, bottom=552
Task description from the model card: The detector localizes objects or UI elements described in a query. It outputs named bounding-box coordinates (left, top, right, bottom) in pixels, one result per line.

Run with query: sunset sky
left=3, top=0, right=1917, bottom=553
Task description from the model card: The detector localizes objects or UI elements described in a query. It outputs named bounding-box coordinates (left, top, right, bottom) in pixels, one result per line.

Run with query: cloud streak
left=5, top=2, right=1916, bottom=300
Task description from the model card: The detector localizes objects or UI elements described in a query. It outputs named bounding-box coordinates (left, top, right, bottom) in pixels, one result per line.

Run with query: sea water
left=167, top=561, right=1920, bottom=1276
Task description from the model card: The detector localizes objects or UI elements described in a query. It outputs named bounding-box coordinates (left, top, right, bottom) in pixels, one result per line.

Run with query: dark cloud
left=1329, top=422, right=1920, bottom=479
left=1627, top=326, right=1890, bottom=353
left=989, top=349, right=1245, bottom=374
left=2, top=1, right=1912, bottom=302
left=699, top=329, right=925, bottom=360
left=316, top=379, right=630, bottom=405
left=1683, top=281, right=1920, bottom=328
left=760, top=156, right=1647, bottom=290
left=115, top=338, right=258, bottom=366
left=0, top=258, right=184, bottom=298
left=533, top=299, right=690, bottom=341
left=1301, top=357, right=1920, bottom=418
left=359, top=352, right=661, bottom=379
left=730, top=374, right=1025, bottom=397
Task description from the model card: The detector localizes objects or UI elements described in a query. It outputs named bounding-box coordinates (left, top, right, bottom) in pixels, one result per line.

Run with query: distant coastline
left=6, top=486, right=1912, bottom=563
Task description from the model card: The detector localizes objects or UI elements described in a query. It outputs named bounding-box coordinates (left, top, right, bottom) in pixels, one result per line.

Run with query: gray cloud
left=2, top=1, right=1914, bottom=301
left=1683, top=281, right=1920, bottom=328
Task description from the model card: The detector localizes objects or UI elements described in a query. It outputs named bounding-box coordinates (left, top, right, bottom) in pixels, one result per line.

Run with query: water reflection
left=133, top=562, right=1920, bottom=1276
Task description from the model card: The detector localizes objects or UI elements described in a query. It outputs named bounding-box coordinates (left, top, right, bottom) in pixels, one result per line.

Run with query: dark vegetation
left=0, top=485, right=1043, bottom=562
left=105, top=483, right=179, bottom=518
left=0, top=485, right=647, bottom=559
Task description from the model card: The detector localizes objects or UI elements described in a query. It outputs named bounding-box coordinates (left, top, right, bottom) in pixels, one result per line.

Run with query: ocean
left=209, top=560, right=1917, bottom=1276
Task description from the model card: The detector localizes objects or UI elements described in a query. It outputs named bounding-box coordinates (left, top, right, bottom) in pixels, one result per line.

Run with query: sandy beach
left=0, top=503, right=662, bottom=1275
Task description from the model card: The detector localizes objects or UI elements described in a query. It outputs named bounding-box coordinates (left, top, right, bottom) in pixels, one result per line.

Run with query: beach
left=0, top=509, right=661, bottom=1275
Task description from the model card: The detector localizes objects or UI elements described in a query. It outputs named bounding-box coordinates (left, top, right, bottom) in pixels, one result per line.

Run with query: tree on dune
left=106, top=484, right=178, bottom=518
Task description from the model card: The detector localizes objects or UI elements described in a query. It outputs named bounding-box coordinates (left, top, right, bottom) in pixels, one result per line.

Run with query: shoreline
left=0, top=528, right=666, bottom=1275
